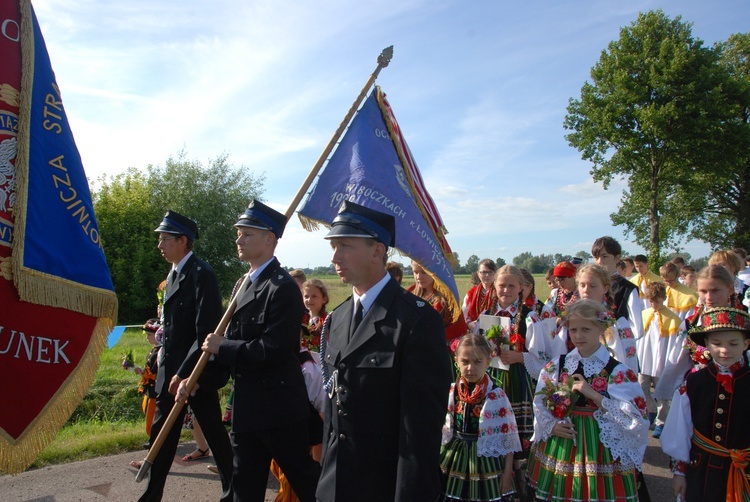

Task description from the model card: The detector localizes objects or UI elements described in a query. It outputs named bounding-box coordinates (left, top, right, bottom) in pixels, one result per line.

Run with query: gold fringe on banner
left=11, top=0, right=117, bottom=322
left=375, top=86, right=458, bottom=269
left=0, top=0, right=118, bottom=474
left=0, top=317, right=111, bottom=474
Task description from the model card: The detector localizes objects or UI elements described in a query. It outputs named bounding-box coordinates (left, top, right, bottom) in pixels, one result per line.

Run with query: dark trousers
left=139, top=386, right=234, bottom=502
left=231, top=420, right=320, bottom=502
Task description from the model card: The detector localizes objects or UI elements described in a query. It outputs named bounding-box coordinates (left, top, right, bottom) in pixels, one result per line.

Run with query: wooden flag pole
left=285, top=45, right=393, bottom=217
left=136, top=46, right=393, bottom=483
left=135, top=289, right=244, bottom=482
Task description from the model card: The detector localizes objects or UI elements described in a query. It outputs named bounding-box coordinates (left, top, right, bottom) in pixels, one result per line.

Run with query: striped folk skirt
left=526, top=408, right=639, bottom=502
left=439, top=433, right=515, bottom=502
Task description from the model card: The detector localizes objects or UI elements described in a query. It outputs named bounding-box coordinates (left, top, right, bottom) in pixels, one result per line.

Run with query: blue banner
left=298, top=88, right=460, bottom=309
left=13, top=5, right=116, bottom=315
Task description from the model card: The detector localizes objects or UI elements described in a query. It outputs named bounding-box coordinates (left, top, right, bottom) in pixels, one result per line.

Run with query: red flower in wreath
left=715, top=312, right=730, bottom=325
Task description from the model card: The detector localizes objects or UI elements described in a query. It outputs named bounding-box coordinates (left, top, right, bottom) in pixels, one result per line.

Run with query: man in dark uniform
left=317, top=201, right=453, bottom=501
left=201, top=200, right=320, bottom=501
left=140, top=210, right=233, bottom=501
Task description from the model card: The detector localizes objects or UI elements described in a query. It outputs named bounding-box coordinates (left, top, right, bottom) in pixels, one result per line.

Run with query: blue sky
left=33, top=0, right=749, bottom=269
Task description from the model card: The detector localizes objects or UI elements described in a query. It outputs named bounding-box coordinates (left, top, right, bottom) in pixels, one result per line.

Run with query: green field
left=33, top=273, right=550, bottom=467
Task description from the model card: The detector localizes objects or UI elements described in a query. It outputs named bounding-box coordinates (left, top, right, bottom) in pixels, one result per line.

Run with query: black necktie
left=350, top=300, right=363, bottom=341
left=167, top=269, right=177, bottom=291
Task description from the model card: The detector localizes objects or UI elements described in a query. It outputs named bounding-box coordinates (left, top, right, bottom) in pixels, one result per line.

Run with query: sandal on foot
left=182, top=448, right=210, bottom=461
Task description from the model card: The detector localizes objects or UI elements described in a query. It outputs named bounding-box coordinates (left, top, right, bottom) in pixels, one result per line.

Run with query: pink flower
left=613, top=372, right=625, bottom=384
left=487, top=392, right=497, bottom=400
left=626, top=369, right=637, bottom=382
left=591, top=377, right=607, bottom=392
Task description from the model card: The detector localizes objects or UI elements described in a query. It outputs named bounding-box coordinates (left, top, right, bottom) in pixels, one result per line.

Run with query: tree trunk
left=649, top=160, right=661, bottom=271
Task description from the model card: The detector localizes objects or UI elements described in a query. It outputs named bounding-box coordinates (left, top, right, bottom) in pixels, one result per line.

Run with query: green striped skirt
left=439, top=433, right=515, bottom=501
left=526, top=408, right=639, bottom=502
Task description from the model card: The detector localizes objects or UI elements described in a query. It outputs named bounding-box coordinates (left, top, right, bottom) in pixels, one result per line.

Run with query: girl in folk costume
left=709, top=249, right=747, bottom=299
left=660, top=307, right=750, bottom=502
left=440, top=334, right=522, bottom=501
left=520, top=268, right=544, bottom=316
left=464, top=259, right=498, bottom=333
left=301, top=279, right=329, bottom=359
left=526, top=300, right=650, bottom=502
left=577, top=264, right=640, bottom=372
left=655, top=265, right=742, bottom=401
left=637, top=282, right=683, bottom=439
left=538, top=262, right=580, bottom=358
left=410, top=260, right=468, bottom=341
left=543, top=261, right=579, bottom=320
left=659, top=262, right=699, bottom=322
left=479, top=265, right=545, bottom=456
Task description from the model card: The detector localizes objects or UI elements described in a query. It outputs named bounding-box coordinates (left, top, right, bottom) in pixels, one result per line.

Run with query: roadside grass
left=35, top=273, right=549, bottom=467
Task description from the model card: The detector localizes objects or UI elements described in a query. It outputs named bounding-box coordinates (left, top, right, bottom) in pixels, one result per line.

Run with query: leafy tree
left=684, top=33, right=750, bottom=249
left=95, top=152, right=265, bottom=322
left=495, top=257, right=506, bottom=268
left=465, top=254, right=480, bottom=274
left=575, top=250, right=593, bottom=262
left=553, top=253, right=573, bottom=265
left=148, top=151, right=265, bottom=298
left=94, top=169, right=164, bottom=322
left=565, top=10, right=732, bottom=264
left=512, top=252, right=554, bottom=274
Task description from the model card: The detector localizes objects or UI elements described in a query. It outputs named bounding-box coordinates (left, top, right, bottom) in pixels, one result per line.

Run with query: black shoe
left=142, top=442, right=151, bottom=450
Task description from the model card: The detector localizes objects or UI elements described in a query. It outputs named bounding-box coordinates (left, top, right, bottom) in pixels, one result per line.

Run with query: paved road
left=1, top=437, right=673, bottom=501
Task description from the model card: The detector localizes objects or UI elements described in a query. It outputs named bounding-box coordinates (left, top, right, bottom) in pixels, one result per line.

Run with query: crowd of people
left=133, top=201, right=750, bottom=502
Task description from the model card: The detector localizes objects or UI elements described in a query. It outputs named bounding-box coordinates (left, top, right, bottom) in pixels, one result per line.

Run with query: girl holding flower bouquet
left=527, top=299, right=649, bottom=502
left=440, top=334, right=522, bottom=501
left=480, top=265, right=546, bottom=459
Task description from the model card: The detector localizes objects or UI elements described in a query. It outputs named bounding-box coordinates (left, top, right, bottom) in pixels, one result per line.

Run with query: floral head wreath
left=560, top=307, right=615, bottom=327
left=688, top=306, right=750, bottom=347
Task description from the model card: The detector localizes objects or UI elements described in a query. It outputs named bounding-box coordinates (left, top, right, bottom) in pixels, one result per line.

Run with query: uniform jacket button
left=339, top=434, right=346, bottom=441
left=339, top=363, right=346, bottom=371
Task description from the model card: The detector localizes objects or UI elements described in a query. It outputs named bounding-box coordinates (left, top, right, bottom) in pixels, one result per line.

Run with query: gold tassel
left=11, top=0, right=118, bottom=322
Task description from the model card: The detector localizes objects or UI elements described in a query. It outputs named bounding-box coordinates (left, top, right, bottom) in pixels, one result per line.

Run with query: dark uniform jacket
left=685, top=354, right=750, bottom=502
left=317, top=277, right=453, bottom=502
left=217, top=258, right=309, bottom=432
left=157, top=253, right=223, bottom=396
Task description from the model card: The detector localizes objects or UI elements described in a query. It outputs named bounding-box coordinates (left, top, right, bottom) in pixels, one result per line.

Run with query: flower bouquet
left=536, top=372, right=578, bottom=444
left=684, top=337, right=711, bottom=366
left=122, top=349, right=135, bottom=371
left=485, top=324, right=511, bottom=358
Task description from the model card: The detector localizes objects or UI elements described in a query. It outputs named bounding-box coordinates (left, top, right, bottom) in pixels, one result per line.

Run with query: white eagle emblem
left=416, top=301, right=425, bottom=307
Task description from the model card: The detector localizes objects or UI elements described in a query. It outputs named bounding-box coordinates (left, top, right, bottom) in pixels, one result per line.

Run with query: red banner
left=0, top=0, right=116, bottom=474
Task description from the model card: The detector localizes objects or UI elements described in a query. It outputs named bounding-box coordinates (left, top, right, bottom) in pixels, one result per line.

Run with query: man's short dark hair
left=591, top=236, right=621, bottom=258
left=634, top=254, right=648, bottom=264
